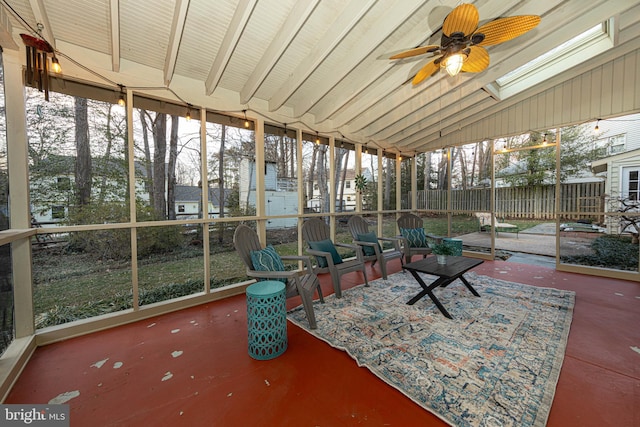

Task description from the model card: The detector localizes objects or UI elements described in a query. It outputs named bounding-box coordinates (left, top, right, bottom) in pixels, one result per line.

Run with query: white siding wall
left=248, top=191, right=298, bottom=228
left=240, top=159, right=278, bottom=207
left=597, top=113, right=640, bottom=152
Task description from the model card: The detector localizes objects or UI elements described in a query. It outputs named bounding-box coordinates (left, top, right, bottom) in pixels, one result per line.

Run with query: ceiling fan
left=390, top=3, right=540, bottom=85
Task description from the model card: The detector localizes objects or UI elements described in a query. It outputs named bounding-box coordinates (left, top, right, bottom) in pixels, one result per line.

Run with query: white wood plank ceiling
left=1, top=0, right=640, bottom=154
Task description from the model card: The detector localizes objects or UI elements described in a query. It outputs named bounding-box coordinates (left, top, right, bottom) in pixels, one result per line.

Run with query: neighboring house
left=174, top=185, right=230, bottom=219
left=593, top=113, right=640, bottom=155
left=495, top=160, right=604, bottom=187
left=30, top=155, right=230, bottom=225
left=308, top=168, right=371, bottom=212
left=589, top=113, right=640, bottom=233
left=591, top=148, right=640, bottom=233
left=239, top=158, right=299, bottom=228
left=30, top=155, right=141, bottom=226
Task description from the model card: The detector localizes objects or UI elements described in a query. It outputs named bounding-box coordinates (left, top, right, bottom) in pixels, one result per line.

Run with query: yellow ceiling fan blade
left=390, top=45, right=440, bottom=60
left=475, top=15, right=541, bottom=46
left=412, top=57, right=440, bottom=85
left=443, top=3, right=479, bottom=37
left=461, top=46, right=489, bottom=73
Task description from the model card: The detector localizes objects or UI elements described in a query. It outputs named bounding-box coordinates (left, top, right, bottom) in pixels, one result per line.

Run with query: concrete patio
left=459, top=223, right=601, bottom=259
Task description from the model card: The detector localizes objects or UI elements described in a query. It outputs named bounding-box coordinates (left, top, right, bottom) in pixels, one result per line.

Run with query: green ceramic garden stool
left=246, top=280, right=287, bottom=360
left=443, top=238, right=463, bottom=256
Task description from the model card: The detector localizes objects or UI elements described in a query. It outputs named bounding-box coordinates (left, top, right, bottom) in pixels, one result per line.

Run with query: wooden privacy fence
left=413, top=182, right=605, bottom=220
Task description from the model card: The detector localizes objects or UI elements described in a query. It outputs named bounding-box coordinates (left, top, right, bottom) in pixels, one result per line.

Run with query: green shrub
left=562, top=235, right=638, bottom=270
left=65, top=202, right=185, bottom=260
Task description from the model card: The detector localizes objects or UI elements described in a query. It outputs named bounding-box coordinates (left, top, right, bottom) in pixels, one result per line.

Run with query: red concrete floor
left=5, top=259, right=640, bottom=426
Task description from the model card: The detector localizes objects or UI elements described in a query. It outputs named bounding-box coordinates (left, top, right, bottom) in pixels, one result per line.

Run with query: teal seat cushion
left=357, top=231, right=381, bottom=256
left=400, top=228, right=428, bottom=248
left=250, top=245, right=287, bottom=283
left=309, top=239, right=343, bottom=268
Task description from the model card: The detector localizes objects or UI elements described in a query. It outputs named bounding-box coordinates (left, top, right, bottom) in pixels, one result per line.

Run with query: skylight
left=486, top=19, right=615, bottom=100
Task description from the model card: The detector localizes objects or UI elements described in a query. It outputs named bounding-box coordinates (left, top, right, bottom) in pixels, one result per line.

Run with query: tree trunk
left=334, top=148, right=344, bottom=211
left=317, top=145, right=329, bottom=212
left=423, top=152, right=431, bottom=192
left=437, top=153, right=448, bottom=190
left=139, top=109, right=154, bottom=207
left=218, top=124, right=226, bottom=243
left=339, top=149, right=349, bottom=211
left=384, top=157, right=392, bottom=209
left=167, top=115, right=179, bottom=220
left=153, top=113, right=167, bottom=219
left=278, top=133, right=286, bottom=178
left=98, top=105, right=114, bottom=204
left=470, top=143, right=479, bottom=187
left=289, top=135, right=295, bottom=178
left=307, top=146, right=317, bottom=208
left=455, top=148, right=468, bottom=190
left=74, top=97, right=92, bottom=208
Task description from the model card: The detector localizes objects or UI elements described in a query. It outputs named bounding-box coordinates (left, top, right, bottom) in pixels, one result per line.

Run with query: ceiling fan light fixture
left=390, top=4, right=539, bottom=84
left=444, top=53, right=466, bottom=77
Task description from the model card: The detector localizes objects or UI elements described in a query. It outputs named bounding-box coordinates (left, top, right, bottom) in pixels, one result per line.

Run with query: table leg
left=405, top=271, right=453, bottom=319
left=459, top=275, right=480, bottom=297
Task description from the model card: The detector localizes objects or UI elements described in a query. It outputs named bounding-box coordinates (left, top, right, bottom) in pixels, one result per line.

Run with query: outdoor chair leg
left=299, top=290, right=317, bottom=330
left=331, top=271, right=342, bottom=298
left=362, top=268, right=369, bottom=287
left=380, top=259, right=388, bottom=280
left=316, top=284, right=324, bottom=303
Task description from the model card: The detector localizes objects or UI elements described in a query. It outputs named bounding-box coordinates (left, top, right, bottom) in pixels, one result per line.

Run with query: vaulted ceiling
left=1, top=0, right=639, bottom=155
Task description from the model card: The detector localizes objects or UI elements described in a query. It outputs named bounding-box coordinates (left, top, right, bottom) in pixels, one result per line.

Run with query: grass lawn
left=29, top=215, right=549, bottom=328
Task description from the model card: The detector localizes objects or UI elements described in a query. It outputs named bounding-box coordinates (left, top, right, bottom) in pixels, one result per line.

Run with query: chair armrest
left=281, top=255, right=315, bottom=273
left=396, top=234, right=410, bottom=250
left=335, top=242, right=359, bottom=250
left=246, top=269, right=296, bottom=280
left=305, top=249, right=336, bottom=268
left=353, top=240, right=381, bottom=255
left=335, top=242, right=364, bottom=260
left=378, top=236, right=403, bottom=251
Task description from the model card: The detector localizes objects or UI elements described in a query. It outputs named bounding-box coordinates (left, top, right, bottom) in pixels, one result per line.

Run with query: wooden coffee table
left=402, top=256, right=484, bottom=319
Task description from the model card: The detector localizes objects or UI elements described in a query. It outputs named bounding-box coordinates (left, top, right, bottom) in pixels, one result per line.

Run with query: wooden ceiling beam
left=109, top=0, right=120, bottom=72
left=239, top=0, right=320, bottom=104
left=205, top=0, right=258, bottom=96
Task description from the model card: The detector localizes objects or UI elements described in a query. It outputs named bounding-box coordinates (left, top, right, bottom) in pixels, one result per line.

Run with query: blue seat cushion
left=250, top=245, right=287, bottom=283
left=308, top=239, right=343, bottom=268
left=400, top=228, right=428, bottom=248
left=357, top=231, right=381, bottom=256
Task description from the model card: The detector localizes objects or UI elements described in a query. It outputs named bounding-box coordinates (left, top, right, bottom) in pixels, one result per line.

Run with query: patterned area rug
left=287, top=272, right=575, bottom=427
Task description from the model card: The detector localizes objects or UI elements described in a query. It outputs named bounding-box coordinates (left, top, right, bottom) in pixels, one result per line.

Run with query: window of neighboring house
left=347, top=196, right=351, bottom=201
left=313, top=184, right=318, bottom=190
left=609, top=134, right=626, bottom=154
left=178, top=205, right=185, bottom=213
left=622, top=168, right=640, bottom=201
left=57, top=176, right=71, bottom=191
left=595, top=134, right=626, bottom=156
left=346, top=181, right=351, bottom=189
left=51, top=205, right=65, bottom=219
